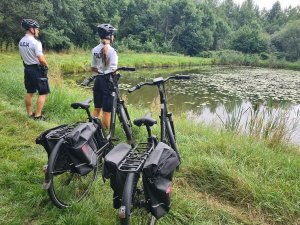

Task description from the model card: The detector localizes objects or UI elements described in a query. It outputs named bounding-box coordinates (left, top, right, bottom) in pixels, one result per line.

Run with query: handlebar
left=128, top=74, right=191, bottom=93
left=81, top=67, right=136, bottom=86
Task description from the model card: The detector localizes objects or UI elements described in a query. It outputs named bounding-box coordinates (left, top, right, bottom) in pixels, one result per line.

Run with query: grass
left=0, top=52, right=300, bottom=224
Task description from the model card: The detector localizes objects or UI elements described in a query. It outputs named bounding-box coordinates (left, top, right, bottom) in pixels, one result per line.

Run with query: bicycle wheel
left=165, top=118, right=181, bottom=162
left=120, top=173, right=157, bottom=225
left=47, top=141, right=98, bottom=209
left=118, top=105, right=134, bottom=143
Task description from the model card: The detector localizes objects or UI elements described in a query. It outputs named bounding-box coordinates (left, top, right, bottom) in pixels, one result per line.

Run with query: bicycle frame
left=157, top=82, right=175, bottom=143
left=128, top=75, right=190, bottom=160
left=107, top=75, right=133, bottom=145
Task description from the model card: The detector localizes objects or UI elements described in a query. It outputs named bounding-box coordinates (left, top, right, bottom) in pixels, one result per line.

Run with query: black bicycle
left=106, top=74, right=190, bottom=224
left=82, top=67, right=136, bottom=145
left=36, top=67, right=135, bottom=209
left=128, top=75, right=190, bottom=162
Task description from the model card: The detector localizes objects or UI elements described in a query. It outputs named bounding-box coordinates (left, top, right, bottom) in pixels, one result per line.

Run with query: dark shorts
left=93, top=76, right=113, bottom=112
left=24, top=65, right=50, bottom=95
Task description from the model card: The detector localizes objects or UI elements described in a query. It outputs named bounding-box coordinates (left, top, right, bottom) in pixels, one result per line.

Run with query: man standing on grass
left=19, top=19, right=50, bottom=120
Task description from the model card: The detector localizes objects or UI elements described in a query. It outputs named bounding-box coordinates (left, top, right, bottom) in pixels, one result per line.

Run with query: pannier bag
left=64, top=122, right=98, bottom=175
left=36, top=124, right=70, bottom=157
left=142, top=142, right=180, bottom=219
left=36, top=122, right=98, bottom=176
left=103, top=143, right=132, bottom=208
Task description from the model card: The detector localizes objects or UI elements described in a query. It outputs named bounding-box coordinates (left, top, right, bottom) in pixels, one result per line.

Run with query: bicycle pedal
left=42, top=181, right=50, bottom=190
left=42, top=164, right=48, bottom=174
left=119, top=206, right=126, bottom=219
left=111, top=136, right=120, bottom=141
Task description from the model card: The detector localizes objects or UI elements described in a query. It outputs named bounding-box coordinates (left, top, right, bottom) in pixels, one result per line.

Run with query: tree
left=237, top=0, right=260, bottom=28
left=264, top=1, right=285, bottom=34
left=231, top=22, right=268, bottom=53
left=0, top=0, right=52, bottom=43
left=271, top=20, right=300, bottom=60
left=212, top=19, right=230, bottom=50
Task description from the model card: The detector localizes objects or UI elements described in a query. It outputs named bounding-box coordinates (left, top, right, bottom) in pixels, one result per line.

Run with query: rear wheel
left=120, top=173, right=156, bottom=225
left=47, top=141, right=98, bottom=208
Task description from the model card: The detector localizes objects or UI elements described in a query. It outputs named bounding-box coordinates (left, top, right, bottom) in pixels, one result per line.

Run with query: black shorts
left=24, top=65, right=50, bottom=95
left=93, top=76, right=113, bottom=112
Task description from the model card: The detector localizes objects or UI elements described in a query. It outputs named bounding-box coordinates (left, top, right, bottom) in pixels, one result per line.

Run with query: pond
left=71, top=66, right=300, bottom=145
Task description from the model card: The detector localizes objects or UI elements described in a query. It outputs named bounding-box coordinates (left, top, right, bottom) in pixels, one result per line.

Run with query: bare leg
left=25, top=93, right=34, bottom=116
left=93, top=108, right=101, bottom=118
left=35, top=94, right=47, bottom=117
left=102, top=112, right=111, bottom=129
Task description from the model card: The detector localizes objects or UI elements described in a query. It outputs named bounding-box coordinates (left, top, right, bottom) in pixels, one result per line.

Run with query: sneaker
left=29, top=112, right=35, bottom=118
left=34, top=115, right=46, bottom=121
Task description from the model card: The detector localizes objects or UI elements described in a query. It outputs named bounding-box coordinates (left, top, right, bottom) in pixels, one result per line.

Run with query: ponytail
left=100, top=39, right=110, bottom=67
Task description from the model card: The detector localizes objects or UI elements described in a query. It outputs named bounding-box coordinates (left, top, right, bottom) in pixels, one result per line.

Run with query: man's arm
left=37, top=55, right=48, bottom=67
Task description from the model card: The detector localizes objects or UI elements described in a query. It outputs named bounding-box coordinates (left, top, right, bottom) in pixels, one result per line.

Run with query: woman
left=91, top=23, right=118, bottom=128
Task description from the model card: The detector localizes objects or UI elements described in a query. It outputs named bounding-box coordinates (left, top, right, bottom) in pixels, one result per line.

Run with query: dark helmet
left=97, top=24, right=117, bottom=39
left=21, top=19, right=40, bottom=30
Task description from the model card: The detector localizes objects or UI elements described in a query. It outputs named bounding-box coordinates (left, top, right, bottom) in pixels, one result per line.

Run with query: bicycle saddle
left=71, top=98, right=92, bottom=110
left=133, top=112, right=157, bottom=127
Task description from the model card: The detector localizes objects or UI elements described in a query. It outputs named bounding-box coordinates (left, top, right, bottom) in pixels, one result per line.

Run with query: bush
left=215, top=50, right=244, bottom=65
left=260, top=52, right=269, bottom=60
left=198, top=51, right=214, bottom=58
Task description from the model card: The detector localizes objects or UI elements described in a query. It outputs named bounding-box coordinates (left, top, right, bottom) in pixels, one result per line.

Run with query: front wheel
left=47, top=141, right=98, bottom=208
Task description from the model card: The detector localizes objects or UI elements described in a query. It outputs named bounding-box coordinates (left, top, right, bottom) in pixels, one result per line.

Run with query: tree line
left=1, top=0, right=300, bottom=60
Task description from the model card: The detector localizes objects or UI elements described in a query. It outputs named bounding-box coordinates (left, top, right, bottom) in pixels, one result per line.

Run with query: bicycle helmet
left=97, top=24, right=117, bottom=39
left=21, top=19, right=40, bottom=30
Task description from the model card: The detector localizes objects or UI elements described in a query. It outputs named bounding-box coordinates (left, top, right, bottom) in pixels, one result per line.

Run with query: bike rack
left=45, top=123, right=79, bottom=140
left=118, top=142, right=154, bottom=172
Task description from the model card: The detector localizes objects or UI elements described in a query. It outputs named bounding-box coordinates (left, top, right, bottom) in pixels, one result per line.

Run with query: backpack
left=142, top=142, right=180, bottom=219
left=103, top=143, right=132, bottom=208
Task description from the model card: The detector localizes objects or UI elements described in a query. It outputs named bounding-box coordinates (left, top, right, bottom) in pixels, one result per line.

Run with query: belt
left=24, top=64, right=39, bottom=68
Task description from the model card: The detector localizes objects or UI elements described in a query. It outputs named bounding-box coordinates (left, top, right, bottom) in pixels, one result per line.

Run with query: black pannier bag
left=103, top=143, right=132, bottom=209
left=142, top=142, right=180, bottom=219
left=36, top=122, right=98, bottom=176
left=36, top=124, right=70, bottom=157
left=64, top=122, right=98, bottom=176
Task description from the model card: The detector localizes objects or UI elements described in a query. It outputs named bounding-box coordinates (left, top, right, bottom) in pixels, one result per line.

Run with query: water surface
left=73, top=66, right=300, bottom=144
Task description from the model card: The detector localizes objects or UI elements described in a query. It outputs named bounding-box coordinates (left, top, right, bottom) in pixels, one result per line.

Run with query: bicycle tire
left=165, top=118, right=181, bottom=162
left=47, top=141, right=98, bottom=209
left=120, top=173, right=157, bottom=225
left=119, top=105, right=134, bottom=143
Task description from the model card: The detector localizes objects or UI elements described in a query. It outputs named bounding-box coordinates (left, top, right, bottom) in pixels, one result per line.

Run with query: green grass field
left=0, top=52, right=299, bottom=225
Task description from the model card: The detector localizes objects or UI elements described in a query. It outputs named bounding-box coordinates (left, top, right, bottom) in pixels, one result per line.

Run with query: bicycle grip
left=175, top=75, right=191, bottom=80
left=118, top=67, right=136, bottom=71
left=81, top=77, right=93, bottom=86
left=128, top=86, right=137, bottom=93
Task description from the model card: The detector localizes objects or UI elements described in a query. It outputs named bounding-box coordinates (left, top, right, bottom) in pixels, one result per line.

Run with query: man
left=19, top=19, right=50, bottom=120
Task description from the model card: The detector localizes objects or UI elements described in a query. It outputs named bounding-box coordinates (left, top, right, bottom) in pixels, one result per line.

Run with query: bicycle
left=81, top=66, right=136, bottom=145
left=128, top=74, right=190, bottom=162
left=104, top=74, right=190, bottom=224
left=36, top=67, right=135, bottom=209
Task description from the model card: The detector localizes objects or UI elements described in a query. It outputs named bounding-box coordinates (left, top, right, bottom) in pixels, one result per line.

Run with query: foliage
left=271, top=20, right=300, bottom=60
left=0, top=0, right=300, bottom=59
left=230, top=23, right=268, bottom=54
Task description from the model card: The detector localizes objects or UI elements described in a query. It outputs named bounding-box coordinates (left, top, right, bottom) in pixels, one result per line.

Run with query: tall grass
left=218, top=102, right=300, bottom=147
